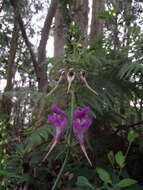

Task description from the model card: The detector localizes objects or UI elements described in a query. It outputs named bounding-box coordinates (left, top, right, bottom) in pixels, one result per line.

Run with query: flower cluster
left=43, top=104, right=93, bottom=166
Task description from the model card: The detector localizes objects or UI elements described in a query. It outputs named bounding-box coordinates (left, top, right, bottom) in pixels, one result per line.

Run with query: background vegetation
left=0, top=0, right=143, bottom=189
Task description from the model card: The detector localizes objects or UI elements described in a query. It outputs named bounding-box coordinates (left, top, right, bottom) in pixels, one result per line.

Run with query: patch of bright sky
left=88, top=0, right=93, bottom=35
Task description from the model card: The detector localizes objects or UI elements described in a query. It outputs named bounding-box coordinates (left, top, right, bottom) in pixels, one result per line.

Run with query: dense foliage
left=0, top=0, right=143, bottom=189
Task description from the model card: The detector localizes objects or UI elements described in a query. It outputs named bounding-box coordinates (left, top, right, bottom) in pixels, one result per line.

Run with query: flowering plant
left=42, top=68, right=96, bottom=190
left=43, top=104, right=93, bottom=166
left=42, top=104, right=67, bottom=162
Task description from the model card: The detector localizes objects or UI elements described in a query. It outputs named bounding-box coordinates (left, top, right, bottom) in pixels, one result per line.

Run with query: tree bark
left=1, top=17, right=19, bottom=118
left=38, top=0, right=58, bottom=90
left=73, top=0, right=89, bottom=45
left=54, top=3, right=65, bottom=56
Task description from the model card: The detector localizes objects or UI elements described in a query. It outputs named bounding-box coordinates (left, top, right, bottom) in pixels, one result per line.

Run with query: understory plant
left=75, top=130, right=139, bottom=190
left=44, top=68, right=96, bottom=190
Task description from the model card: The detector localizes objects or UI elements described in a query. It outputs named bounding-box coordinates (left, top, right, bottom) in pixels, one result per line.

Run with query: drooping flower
left=67, top=68, right=76, bottom=93
left=48, top=104, right=67, bottom=132
left=47, top=70, right=65, bottom=97
left=42, top=104, right=67, bottom=162
left=79, top=71, right=98, bottom=96
left=73, top=107, right=93, bottom=166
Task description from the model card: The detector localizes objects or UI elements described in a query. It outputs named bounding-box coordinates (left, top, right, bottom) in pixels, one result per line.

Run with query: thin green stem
left=51, top=148, right=70, bottom=190
left=116, top=142, right=132, bottom=181
left=51, top=90, right=75, bottom=190
left=68, top=90, right=75, bottom=144
left=124, top=142, right=132, bottom=159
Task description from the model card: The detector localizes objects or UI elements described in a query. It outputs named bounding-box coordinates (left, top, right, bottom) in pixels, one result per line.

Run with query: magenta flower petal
left=51, top=104, right=66, bottom=115
left=73, top=116, right=92, bottom=134
left=74, top=107, right=91, bottom=118
left=73, top=107, right=92, bottom=144
left=43, top=105, right=67, bottom=161
left=48, top=104, right=67, bottom=128
left=48, top=114, right=67, bottom=128
left=80, top=144, right=92, bottom=166
left=73, top=107, right=93, bottom=166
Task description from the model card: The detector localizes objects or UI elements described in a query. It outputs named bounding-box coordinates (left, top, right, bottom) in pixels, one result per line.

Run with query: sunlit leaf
left=96, top=168, right=112, bottom=184
left=76, top=176, right=94, bottom=189
left=127, top=130, right=139, bottom=144
left=116, top=178, right=137, bottom=187
left=115, top=151, right=125, bottom=168
left=107, top=151, right=115, bottom=165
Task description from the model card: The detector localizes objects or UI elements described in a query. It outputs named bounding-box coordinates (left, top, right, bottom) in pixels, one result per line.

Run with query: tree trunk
left=54, top=3, right=65, bottom=56
left=38, top=0, right=58, bottom=91
left=0, top=18, right=19, bottom=118
left=73, top=0, right=89, bottom=45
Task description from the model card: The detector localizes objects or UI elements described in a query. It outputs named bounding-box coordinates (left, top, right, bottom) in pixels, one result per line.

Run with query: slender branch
left=6, top=18, right=19, bottom=91
left=10, top=0, right=39, bottom=79
left=114, top=121, right=143, bottom=134
left=38, top=0, right=58, bottom=63
left=1, top=16, right=19, bottom=117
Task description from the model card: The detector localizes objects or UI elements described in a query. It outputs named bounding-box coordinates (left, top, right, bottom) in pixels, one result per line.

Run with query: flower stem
left=51, top=148, right=70, bottom=190
left=116, top=142, right=132, bottom=182
left=68, top=90, right=75, bottom=143
left=51, top=90, right=75, bottom=190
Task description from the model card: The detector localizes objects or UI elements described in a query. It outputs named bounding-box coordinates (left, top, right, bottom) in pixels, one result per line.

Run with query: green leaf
left=24, top=124, right=51, bottom=152
left=96, top=168, right=112, bottom=184
left=115, top=151, right=125, bottom=168
left=107, top=151, right=115, bottom=165
left=16, top=144, right=25, bottom=154
left=116, top=178, right=137, bottom=187
left=76, top=176, right=94, bottom=189
left=127, top=130, right=139, bottom=144
left=98, top=11, right=110, bottom=20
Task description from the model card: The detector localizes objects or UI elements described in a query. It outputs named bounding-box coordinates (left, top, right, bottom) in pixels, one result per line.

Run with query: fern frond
left=24, top=124, right=53, bottom=152
left=119, top=62, right=143, bottom=79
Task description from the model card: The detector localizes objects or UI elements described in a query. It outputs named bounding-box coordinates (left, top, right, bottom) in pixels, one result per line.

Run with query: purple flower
left=42, top=104, right=67, bottom=162
left=73, top=107, right=93, bottom=166
left=48, top=104, right=67, bottom=137
left=73, top=107, right=92, bottom=144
